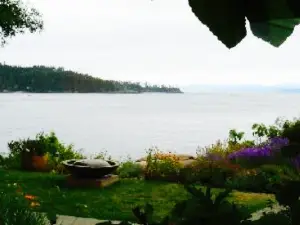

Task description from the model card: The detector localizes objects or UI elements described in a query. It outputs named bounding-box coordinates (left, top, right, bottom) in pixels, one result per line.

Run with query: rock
left=136, top=157, right=147, bottom=162
left=135, top=158, right=197, bottom=170
left=136, top=154, right=196, bottom=162
left=179, top=159, right=197, bottom=168
left=176, top=154, right=196, bottom=161
left=137, top=161, right=147, bottom=170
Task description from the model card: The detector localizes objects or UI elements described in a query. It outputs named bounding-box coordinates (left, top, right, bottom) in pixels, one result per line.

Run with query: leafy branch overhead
left=1, top=0, right=299, bottom=49
left=188, top=0, right=300, bottom=48
left=0, top=0, right=43, bottom=45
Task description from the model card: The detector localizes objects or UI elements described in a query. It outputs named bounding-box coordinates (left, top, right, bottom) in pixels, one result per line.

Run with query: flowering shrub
left=226, top=165, right=300, bottom=193
left=228, top=137, right=290, bottom=168
left=0, top=183, right=49, bottom=225
left=145, top=148, right=183, bottom=181
left=197, top=139, right=255, bottom=162
left=4, top=132, right=84, bottom=172
left=117, top=161, right=144, bottom=178
left=186, top=158, right=241, bottom=187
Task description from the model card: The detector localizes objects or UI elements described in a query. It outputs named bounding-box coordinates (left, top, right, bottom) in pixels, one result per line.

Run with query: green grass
left=0, top=169, right=274, bottom=222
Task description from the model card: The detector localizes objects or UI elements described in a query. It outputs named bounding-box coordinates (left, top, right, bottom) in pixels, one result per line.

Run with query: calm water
left=1, top=92, right=300, bottom=160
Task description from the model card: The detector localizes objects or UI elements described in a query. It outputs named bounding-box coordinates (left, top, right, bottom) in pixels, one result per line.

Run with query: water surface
left=1, top=92, right=300, bottom=159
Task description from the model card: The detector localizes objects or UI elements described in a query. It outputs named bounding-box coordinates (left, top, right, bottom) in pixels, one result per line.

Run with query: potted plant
left=28, top=139, right=49, bottom=171
left=8, top=132, right=57, bottom=171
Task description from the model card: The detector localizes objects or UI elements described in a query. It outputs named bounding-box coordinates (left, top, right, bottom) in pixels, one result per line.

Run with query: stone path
left=249, top=204, right=287, bottom=221
left=55, top=215, right=139, bottom=225
left=54, top=204, right=286, bottom=225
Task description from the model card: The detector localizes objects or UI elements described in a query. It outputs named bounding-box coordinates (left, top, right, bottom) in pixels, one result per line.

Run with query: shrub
left=5, top=132, right=84, bottom=172
left=226, top=168, right=269, bottom=193
left=251, top=117, right=297, bottom=140
left=145, top=148, right=183, bottom=182
left=226, top=165, right=300, bottom=193
left=197, top=139, right=255, bottom=161
left=281, top=120, right=300, bottom=143
left=228, top=137, right=290, bottom=169
left=197, top=140, right=228, bottom=159
left=47, top=141, right=84, bottom=174
left=186, top=158, right=240, bottom=187
left=117, top=161, right=144, bottom=178
left=0, top=153, right=5, bottom=167
left=92, top=150, right=112, bottom=161
left=0, top=184, right=49, bottom=225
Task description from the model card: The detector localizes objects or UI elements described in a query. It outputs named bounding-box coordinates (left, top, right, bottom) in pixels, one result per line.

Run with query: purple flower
left=228, top=137, right=290, bottom=168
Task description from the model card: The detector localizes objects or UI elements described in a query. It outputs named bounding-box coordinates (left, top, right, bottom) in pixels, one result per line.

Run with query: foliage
left=252, top=123, right=281, bottom=141
left=273, top=180, right=300, bottom=225
left=8, top=132, right=56, bottom=156
left=169, top=185, right=250, bottom=225
left=188, top=0, right=300, bottom=48
left=0, top=0, right=43, bottom=45
left=5, top=132, right=84, bottom=172
left=0, top=168, right=274, bottom=223
left=117, top=161, right=144, bottom=179
left=145, top=148, right=183, bottom=182
left=226, top=165, right=300, bottom=193
left=92, top=150, right=112, bottom=161
left=281, top=120, right=300, bottom=143
left=228, top=137, right=290, bottom=169
left=251, top=117, right=299, bottom=140
left=0, top=184, right=49, bottom=225
left=229, top=129, right=246, bottom=145
left=0, top=64, right=182, bottom=93
left=109, top=185, right=251, bottom=225
left=226, top=169, right=270, bottom=193
left=186, top=158, right=240, bottom=187
left=197, top=140, right=253, bottom=160
left=0, top=153, right=5, bottom=167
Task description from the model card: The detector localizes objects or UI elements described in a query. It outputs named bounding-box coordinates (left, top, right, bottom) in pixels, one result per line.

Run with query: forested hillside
left=0, top=64, right=182, bottom=93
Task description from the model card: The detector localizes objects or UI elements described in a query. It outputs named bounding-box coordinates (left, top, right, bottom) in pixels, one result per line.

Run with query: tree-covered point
left=0, top=64, right=182, bottom=93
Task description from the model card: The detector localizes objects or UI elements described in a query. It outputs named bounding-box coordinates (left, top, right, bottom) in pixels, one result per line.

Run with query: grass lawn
left=0, top=169, right=275, bottom=222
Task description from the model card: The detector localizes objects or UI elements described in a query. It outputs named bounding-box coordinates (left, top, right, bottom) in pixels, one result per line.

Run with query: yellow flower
left=30, top=202, right=40, bottom=207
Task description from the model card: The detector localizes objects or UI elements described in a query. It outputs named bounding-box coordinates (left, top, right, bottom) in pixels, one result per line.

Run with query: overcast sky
left=0, top=0, right=300, bottom=87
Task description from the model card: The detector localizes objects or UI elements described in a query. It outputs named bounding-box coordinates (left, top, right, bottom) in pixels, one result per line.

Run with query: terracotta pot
left=32, top=155, right=49, bottom=171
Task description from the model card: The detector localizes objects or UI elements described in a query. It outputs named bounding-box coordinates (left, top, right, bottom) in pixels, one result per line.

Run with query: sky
left=1, top=0, right=300, bottom=87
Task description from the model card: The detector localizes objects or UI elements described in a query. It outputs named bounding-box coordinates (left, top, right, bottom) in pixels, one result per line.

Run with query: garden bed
left=0, top=169, right=274, bottom=222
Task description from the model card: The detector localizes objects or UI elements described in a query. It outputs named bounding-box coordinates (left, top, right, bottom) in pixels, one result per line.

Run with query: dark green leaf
left=188, top=0, right=246, bottom=48
left=132, top=207, right=147, bottom=224
left=205, top=186, right=212, bottom=199
left=214, top=189, right=232, bottom=206
left=246, top=0, right=300, bottom=47
left=171, top=200, right=187, bottom=217
left=144, top=204, right=154, bottom=223
left=249, top=19, right=300, bottom=47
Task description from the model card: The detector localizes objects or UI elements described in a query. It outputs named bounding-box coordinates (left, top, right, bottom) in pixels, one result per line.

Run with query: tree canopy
left=188, top=0, right=300, bottom=48
left=0, top=64, right=182, bottom=93
left=0, top=0, right=43, bottom=45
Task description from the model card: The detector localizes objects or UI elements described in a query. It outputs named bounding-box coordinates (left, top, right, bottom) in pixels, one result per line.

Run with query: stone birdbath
left=62, top=159, right=119, bottom=179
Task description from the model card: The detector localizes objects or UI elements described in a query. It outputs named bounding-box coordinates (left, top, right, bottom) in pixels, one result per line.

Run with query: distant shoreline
left=0, top=90, right=184, bottom=94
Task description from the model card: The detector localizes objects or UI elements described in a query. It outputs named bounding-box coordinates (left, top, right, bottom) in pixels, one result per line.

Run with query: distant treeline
left=0, top=64, right=182, bottom=93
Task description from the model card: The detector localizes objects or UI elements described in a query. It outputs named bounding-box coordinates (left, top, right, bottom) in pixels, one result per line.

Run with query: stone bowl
left=62, top=159, right=119, bottom=179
